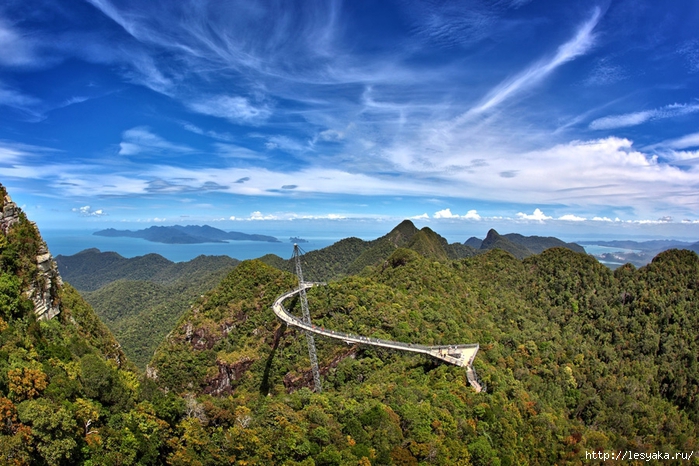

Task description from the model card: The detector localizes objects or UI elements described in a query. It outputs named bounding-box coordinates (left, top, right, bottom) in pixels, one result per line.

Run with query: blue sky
left=1, top=0, right=699, bottom=240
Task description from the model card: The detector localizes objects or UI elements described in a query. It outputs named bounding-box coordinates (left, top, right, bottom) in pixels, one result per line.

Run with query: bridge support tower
left=293, top=244, right=322, bottom=392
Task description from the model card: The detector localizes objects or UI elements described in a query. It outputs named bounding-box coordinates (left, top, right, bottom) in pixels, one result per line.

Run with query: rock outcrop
left=1, top=185, right=62, bottom=320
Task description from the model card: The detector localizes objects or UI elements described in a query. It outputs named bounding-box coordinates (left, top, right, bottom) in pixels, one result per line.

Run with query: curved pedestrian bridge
left=272, top=282, right=482, bottom=392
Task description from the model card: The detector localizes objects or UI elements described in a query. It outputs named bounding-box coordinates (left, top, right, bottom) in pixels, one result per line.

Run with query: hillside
left=1, top=184, right=158, bottom=464
left=149, top=244, right=699, bottom=463
left=56, top=249, right=238, bottom=369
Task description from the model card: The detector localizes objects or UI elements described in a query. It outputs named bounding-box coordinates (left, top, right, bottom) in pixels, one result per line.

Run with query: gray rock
left=1, top=186, right=62, bottom=320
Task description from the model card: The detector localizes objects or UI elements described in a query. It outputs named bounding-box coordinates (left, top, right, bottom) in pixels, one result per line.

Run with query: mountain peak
left=481, top=229, right=502, bottom=248
left=386, top=219, right=419, bottom=247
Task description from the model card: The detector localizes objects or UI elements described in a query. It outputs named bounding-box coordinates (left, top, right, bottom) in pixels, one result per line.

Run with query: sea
left=42, top=230, right=341, bottom=262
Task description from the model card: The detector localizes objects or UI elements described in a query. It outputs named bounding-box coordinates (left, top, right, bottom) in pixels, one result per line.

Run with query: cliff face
left=1, top=185, right=62, bottom=320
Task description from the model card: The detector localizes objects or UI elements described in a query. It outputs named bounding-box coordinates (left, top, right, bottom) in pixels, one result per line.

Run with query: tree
left=7, top=367, right=48, bottom=401
left=0, top=272, right=31, bottom=319
left=17, top=399, right=79, bottom=465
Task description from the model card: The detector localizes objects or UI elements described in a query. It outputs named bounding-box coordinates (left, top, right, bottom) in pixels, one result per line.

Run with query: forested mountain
left=56, top=248, right=238, bottom=291
left=474, top=229, right=585, bottom=258
left=56, top=249, right=238, bottom=369
left=259, top=220, right=479, bottom=281
left=149, top=244, right=699, bottom=463
left=260, top=221, right=585, bottom=280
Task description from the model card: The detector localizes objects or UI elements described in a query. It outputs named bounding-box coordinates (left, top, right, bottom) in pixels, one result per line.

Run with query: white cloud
left=558, top=214, right=586, bottom=221
left=72, top=205, right=106, bottom=216
left=434, top=208, right=457, bottom=218
left=119, top=127, right=193, bottom=156
left=250, top=211, right=278, bottom=220
left=464, top=209, right=481, bottom=220
left=187, top=95, right=271, bottom=124
left=516, top=208, right=551, bottom=221
left=411, top=213, right=429, bottom=220
left=590, top=102, right=699, bottom=130
left=592, top=216, right=613, bottom=222
left=589, top=110, right=654, bottom=130
left=433, top=208, right=481, bottom=220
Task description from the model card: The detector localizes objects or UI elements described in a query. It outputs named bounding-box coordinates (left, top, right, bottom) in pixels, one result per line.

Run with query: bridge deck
left=272, top=282, right=482, bottom=391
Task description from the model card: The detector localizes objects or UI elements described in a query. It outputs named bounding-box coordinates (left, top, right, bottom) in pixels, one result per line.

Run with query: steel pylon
left=293, top=244, right=322, bottom=392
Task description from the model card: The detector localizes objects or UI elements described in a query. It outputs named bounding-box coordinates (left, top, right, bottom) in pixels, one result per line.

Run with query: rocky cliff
left=1, top=184, right=62, bottom=320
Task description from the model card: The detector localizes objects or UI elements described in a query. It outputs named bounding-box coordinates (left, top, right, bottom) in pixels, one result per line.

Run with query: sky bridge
left=272, top=258, right=483, bottom=392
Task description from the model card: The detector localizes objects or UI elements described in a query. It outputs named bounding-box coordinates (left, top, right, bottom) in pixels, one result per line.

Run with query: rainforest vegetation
left=1, top=193, right=698, bottom=465
left=56, top=250, right=238, bottom=370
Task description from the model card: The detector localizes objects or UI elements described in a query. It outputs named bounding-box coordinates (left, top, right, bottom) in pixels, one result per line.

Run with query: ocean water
left=580, top=245, right=641, bottom=255
left=42, top=230, right=340, bottom=262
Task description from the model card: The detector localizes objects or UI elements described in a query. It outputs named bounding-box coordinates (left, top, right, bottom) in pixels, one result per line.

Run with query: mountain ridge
left=55, top=248, right=239, bottom=368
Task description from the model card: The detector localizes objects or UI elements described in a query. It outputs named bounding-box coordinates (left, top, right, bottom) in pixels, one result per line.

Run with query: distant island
left=94, top=225, right=280, bottom=244
left=290, top=236, right=308, bottom=243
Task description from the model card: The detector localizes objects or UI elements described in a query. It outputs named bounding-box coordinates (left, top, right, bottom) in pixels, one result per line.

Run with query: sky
left=1, top=0, right=699, bottom=241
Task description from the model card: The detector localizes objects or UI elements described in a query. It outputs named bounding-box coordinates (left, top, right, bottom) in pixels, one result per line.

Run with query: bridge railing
left=272, top=284, right=482, bottom=391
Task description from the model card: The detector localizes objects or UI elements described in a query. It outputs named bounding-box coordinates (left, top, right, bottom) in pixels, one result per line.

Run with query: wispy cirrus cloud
left=589, top=102, right=699, bottom=130
left=402, top=0, right=534, bottom=49
left=119, top=127, right=194, bottom=156
left=0, top=140, right=61, bottom=166
left=186, top=95, right=271, bottom=124
left=214, top=143, right=264, bottom=160
left=659, top=131, right=699, bottom=150
left=584, top=58, right=626, bottom=86
left=677, top=39, right=699, bottom=73
left=0, top=81, right=42, bottom=117
left=462, top=7, right=602, bottom=118
left=181, top=123, right=236, bottom=142
left=0, top=17, right=41, bottom=67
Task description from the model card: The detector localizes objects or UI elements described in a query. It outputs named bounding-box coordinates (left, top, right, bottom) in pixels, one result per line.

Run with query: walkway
left=272, top=282, right=482, bottom=392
